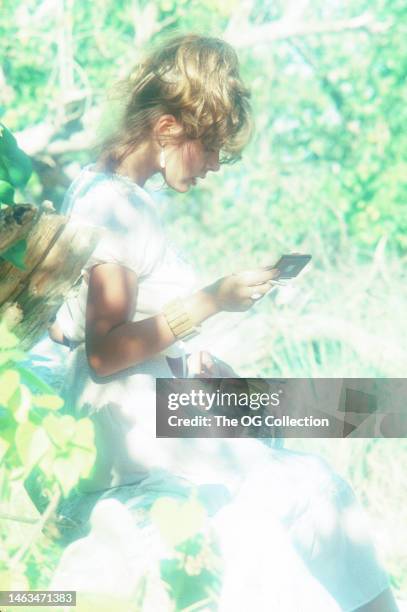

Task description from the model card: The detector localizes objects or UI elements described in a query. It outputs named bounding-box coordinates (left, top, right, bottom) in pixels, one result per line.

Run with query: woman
left=50, top=34, right=397, bottom=611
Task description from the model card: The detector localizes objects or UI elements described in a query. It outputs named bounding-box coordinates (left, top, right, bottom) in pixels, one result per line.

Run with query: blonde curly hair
left=96, top=33, right=253, bottom=171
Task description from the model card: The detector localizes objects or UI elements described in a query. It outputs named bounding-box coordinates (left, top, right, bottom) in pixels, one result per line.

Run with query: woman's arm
left=48, top=321, right=68, bottom=345
left=85, top=262, right=276, bottom=377
left=85, top=263, right=219, bottom=377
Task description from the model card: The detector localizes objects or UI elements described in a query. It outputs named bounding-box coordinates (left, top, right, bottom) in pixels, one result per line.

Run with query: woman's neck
left=96, top=140, right=160, bottom=187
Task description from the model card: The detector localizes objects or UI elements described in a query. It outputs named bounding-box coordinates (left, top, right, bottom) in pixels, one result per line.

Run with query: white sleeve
left=68, top=180, right=165, bottom=278
left=82, top=215, right=163, bottom=279
left=55, top=180, right=165, bottom=342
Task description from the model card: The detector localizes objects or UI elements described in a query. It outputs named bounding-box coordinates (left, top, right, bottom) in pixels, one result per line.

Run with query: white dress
left=51, top=165, right=390, bottom=611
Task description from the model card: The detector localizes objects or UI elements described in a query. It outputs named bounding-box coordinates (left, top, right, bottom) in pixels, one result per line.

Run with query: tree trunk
left=0, top=203, right=101, bottom=350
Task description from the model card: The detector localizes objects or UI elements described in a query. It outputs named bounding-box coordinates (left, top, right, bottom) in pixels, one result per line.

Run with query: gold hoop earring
left=159, top=146, right=166, bottom=169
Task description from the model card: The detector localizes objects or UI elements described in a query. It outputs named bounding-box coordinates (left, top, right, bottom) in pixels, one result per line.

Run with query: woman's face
left=163, top=138, right=221, bottom=193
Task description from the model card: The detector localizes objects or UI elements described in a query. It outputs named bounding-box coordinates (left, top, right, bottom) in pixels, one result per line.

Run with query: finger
left=262, top=267, right=281, bottom=279
left=239, top=281, right=272, bottom=300
left=201, top=351, right=215, bottom=370
left=201, top=365, right=216, bottom=377
left=237, top=268, right=280, bottom=286
left=194, top=351, right=216, bottom=376
left=196, top=351, right=215, bottom=377
left=187, top=351, right=202, bottom=376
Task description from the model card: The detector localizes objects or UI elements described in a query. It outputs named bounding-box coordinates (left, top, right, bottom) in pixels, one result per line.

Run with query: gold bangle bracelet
left=162, top=298, right=201, bottom=340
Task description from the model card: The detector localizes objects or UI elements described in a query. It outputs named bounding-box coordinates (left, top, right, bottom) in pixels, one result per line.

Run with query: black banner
left=156, top=378, right=407, bottom=438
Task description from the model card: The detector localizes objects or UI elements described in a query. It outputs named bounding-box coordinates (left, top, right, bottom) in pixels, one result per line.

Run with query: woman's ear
left=154, top=114, right=183, bottom=143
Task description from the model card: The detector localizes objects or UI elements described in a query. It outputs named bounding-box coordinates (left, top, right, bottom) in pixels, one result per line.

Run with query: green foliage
left=160, top=555, right=220, bottom=611
left=0, top=0, right=405, bottom=603
left=0, top=323, right=96, bottom=495
left=0, top=179, right=14, bottom=204
left=0, top=123, right=32, bottom=268
left=0, top=323, right=223, bottom=610
left=1, top=0, right=406, bottom=251
left=150, top=494, right=207, bottom=548
left=150, top=496, right=223, bottom=611
left=0, top=320, right=96, bottom=589
left=0, top=123, right=32, bottom=191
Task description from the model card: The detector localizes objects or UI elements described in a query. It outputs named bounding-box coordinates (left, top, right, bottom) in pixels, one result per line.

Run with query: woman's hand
left=187, top=350, right=215, bottom=377
left=187, top=350, right=239, bottom=377
left=209, top=267, right=279, bottom=312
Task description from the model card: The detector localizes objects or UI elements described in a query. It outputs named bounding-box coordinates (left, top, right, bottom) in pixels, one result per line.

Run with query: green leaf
left=0, top=322, right=19, bottom=349
left=0, top=414, right=17, bottom=446
left=15, top=366, right=56, bottom=394
left=72, top=418, right=95, bottom=450
left=160, top=557, right=219, bottom=611
left=0, top=158, right=10, bottom=182
left=0, top=369, right=20, bottom=406
left=43, top=414, right=76, bottom=449
left=0, top=349, right=26, bottom=366
left=0, top=464, right=9, bottom=501
left=69, top=446, right=95, bottom=479
left=1, top=239, right=27, bottom=270
left=0, top=437, right=10, bottom=462
left=0, top=569, right=29, bottom=591
left=0, top=179, right=14, bottom=204
left=0, top=123, right=18, bottom=154
left=53, top=457, right=79, bottom=496
left=8, top=386, right=22, bottom=412
left=15, top=421, right=36, bottom=465
left=0, top=124, right=32, bottom=189
left=15, top=422, right=51, bottom=473
left=29, top=427, right=52, bottom=473
left=38, top=449, right=55, bottom=478
left=31, top=394, right=64, bottom=411
left=150, top=495, right=207, bottom=548
left=13, top=384, right=32, bottom=423
left=2, top=150, right=32, bottom=189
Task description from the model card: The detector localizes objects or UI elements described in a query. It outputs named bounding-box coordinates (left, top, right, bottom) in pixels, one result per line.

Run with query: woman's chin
left=165, top=175, right=196, bottom=193
left=172, top=180, right=193, bottom=193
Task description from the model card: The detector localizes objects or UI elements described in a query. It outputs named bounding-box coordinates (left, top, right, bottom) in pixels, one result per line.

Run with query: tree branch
left=225, top=13, right=390, bottom=47
left=0, top=511, right=38, bottom=525
left=13, top=13, right=390, bottom=163
left=10, top=488, right=61, bottom=570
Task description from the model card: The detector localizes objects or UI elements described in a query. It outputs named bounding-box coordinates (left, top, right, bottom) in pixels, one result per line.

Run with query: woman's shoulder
left=63, top=164, right=168, bottom=278
left=62, top=164, right=161, bottom=233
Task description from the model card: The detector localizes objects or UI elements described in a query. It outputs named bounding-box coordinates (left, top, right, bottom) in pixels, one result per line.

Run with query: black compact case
left=271, top=254, right=312, bottom=279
